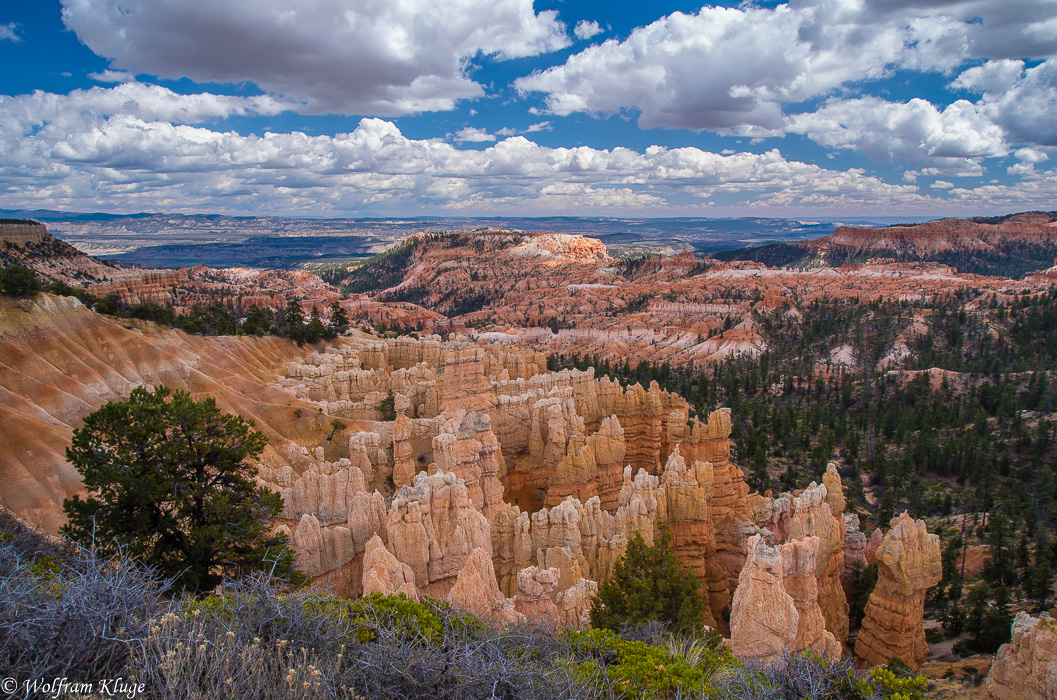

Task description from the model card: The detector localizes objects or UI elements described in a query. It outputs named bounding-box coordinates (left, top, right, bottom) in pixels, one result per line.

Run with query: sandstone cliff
left=730, top=535, right=799, bottom=662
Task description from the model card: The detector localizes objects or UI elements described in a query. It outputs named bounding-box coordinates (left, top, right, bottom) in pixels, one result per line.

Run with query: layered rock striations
left=984, top=611, right=1057, bottom=700
left=324, top=226, right=1048, bottom=372
left=854, top=513, right=942, bottom=670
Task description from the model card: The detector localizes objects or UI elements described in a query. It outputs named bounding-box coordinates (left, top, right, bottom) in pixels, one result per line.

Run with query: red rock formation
left=787, top=479, right=849, bottom=644
left=660, top=448, right=728, bottom=628
left=854, top=513, right=942, bottom=670
left=780, top=536, right=841, bottom=660
left=1, top=302, right=940, bottom=658
left=828, top=212, right=1057, bottom=257
left=0, top=293, right=341, bottom=532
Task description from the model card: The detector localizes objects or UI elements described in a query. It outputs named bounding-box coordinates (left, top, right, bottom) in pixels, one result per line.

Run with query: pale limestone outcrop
left=347, top=431, right=391, bottom=493
left=530, top=498, right=590, bottom=593
left=432, top=410, right=505, bottom=519
left=448, top=548, right=525, bottom=626
left=513, top=566, right=561, bottom=626
left=392, top=412, right=416, bottom=490
left=362, top=535, right=419, bottom=599
left=387, top=470, right=492, bottom=597
left=985, top=611, right=1057, bottom=700
left=261, top=458, right=367, bottom=525
left=854, top=513, right=942, bottom=670
left=780, top=536, right=841, bottom=660
left=269, top=335, right=858, bottom=650
left=279, top=469, right=387, bottom=597
left=440, top=345, right=496, bottom=411
left=492, top=466, right=668, bottom=598
left=822, top=463, right=846, bottom=517
left=545, top=415, right=626, bottom=510
left=843, top=514, right=868, bottom=577
left=787, top=481, right=849, bottom=644
left=556, top=577, right=598, bottom=630
left=730, top=535, right=799, bottom=663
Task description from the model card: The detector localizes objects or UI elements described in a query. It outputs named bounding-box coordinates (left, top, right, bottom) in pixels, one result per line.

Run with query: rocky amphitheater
left=254, top=332, right=950, bottom=669
left=8, top=292, right=1055, bottom=680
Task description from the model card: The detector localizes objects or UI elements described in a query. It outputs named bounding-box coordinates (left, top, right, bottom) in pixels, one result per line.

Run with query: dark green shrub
left=0, top=265, right=42, bottom=297
left=591, top=524, right=707, bottom=633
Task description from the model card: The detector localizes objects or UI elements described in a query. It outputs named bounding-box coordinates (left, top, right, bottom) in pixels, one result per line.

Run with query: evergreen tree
left=284, top=297, right=306, bottom=344
left=979, top=586, right=1014, bottom=652
left=847, top=561, right=878, bottom=627
left=0, top=265, right=42, bottom=297
left=1027, top=559, right=1053, bottom=610
left=307, top=305, right=325, bottom=343
left=327, top=300, right=350, bottom=337
left=965, top=583, right=990, bottom=643
left=62, top=386, right=303, bottom=593
left=590, top=525, right=706, bottom=633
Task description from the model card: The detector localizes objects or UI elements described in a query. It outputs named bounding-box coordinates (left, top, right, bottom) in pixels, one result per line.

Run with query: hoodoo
left=854, top=512, right=942, bottom=670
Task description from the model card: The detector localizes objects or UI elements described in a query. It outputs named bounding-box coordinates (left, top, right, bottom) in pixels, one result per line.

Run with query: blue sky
left=1, top=0, right=1055, bottom=217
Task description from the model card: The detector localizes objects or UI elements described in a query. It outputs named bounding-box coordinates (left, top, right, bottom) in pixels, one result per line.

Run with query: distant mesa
left=713, top=211, right=1057, bottom=278
left=0, top=219, right=48, bottom=245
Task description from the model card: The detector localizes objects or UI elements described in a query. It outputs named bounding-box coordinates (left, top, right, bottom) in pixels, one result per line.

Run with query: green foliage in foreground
left=564, top=627, right=733, bottom=698
left=1, top=509, right=935, bottom=699
left=62, top=386, right=302, bottom=593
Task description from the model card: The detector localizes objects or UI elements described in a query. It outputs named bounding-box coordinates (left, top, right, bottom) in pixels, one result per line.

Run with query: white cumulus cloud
left=573, top=20, right=603, bottom=41
left=60, top=0, right=570, bottom=116
left=786, top=96, right=1007, bottom=174
left=88, top=69, right=135, bottom=83
left=953, top=59, right=1057, bottom=147
left=515, top=0, right=1057, bottom=133
left=453, top=127, right=496, bottom=142
left=0, top=86, right=968, bottom=216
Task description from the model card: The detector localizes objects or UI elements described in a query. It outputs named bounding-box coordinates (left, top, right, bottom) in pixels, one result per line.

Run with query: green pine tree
left=0, top=265, right=42, bottom=297
left=590, top=524, right=706, bottom=633
left=62, top=386, right=303, bottom=593
left=327, top=300, right=350, bottom=337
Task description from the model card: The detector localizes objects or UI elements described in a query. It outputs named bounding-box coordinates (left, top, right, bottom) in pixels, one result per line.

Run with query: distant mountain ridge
left=713, top=211, right=1057, bottom=278
left=0, top=209, right=900, bottom=268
